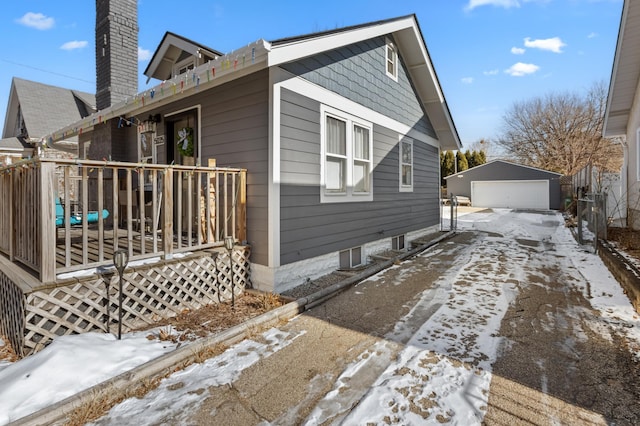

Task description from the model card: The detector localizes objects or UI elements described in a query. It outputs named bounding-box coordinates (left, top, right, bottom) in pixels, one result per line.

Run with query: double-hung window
left=400, top=137, right=413, bottom=192
left=322, top=106, right=373, bottom=202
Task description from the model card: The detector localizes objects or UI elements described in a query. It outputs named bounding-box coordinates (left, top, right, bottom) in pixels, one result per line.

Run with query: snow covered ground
left=0, top=209, right=638, bottom=425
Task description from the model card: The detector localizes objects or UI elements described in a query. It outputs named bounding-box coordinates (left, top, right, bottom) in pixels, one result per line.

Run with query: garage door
left=471, top=180, right=549, bottom=209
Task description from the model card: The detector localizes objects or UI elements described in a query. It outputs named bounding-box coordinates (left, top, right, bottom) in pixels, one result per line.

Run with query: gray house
left=1, top=77, right=95, bottom=160
left=445, top=160, right=561, bottom=210
left=42, top=14, right=461, bottom=293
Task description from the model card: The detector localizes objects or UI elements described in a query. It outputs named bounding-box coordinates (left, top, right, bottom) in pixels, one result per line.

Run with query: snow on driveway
left=1, top=209, right=638, bottom=425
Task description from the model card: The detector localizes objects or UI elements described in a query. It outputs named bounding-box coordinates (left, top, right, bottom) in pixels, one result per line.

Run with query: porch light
left=113, top=249, right=129, bottom=340
left=224, top=236, right=235, bottom=251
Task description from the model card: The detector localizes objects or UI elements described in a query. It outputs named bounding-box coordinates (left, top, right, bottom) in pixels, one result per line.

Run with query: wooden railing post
left=163, top=168, right=174, bottom=258
left=39, top=162, right=56, bottom=283
left=237, top=169, right=247, bottom=242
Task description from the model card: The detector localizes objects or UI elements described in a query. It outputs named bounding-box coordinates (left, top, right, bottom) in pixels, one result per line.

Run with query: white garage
left=471, top=180, right=550, bottom=210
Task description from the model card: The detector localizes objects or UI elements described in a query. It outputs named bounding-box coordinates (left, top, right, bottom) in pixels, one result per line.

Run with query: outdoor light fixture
left=113, top=249, right=129, bottom=340
left=224, top=236, right=235, bottom=309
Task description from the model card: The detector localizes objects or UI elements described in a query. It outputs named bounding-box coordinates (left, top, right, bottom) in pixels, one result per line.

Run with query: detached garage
left=445, top=160, right=562, bottom=210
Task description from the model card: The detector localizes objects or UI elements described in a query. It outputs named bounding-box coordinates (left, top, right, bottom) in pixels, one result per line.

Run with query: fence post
left=39, top=162, right=56, bottom=283
left=577, top=199, right=583, bottom=245
left=163, top=168, right=174, bottom=259
left=237, top=169, right=247, bottom=242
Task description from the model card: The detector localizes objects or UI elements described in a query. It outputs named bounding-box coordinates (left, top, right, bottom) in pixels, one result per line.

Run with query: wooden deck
left=0, top=158, right=247, bottom=283
left=0, top=158, right=251, bottom=357
left=54, top=227, right=207, bottom=274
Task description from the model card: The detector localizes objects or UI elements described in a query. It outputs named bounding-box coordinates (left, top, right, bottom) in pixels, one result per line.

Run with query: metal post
left=450, top=194, right=455, bottom=231
left=113, top=249, right=129, bottom=340
left=224, top=236, right=235, bottom=309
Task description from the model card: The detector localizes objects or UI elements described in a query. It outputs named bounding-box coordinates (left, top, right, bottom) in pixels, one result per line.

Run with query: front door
left=166, top=109, right=199, bottom=237
left=166, top=111, right=198, bottom=166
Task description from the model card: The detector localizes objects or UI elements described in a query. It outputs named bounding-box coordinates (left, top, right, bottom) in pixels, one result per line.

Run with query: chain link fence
left=577, top=193, right=607, bottom=253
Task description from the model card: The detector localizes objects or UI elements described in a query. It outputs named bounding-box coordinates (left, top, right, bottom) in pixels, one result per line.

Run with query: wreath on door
left=177, top=127, right=194, bottom=157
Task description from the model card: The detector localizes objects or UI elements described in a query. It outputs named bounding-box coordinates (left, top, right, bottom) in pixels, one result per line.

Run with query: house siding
left=279, top=88, right=440, bottom=265
left=200, top=70, right=270, bottom=266
left=626, top=77, right=640, bottom=229
left=279, top=36, right=436, bottom=139
left=115, top=70, right=271, bottom=265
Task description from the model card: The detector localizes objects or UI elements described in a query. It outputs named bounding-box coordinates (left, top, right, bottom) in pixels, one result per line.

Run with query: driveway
left=93, top=209, right=640, bottom=425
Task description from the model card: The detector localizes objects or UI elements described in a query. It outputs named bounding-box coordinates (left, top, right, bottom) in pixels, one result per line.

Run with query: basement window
left=339, top=246, right=363, bottom=269
left=392, top=235, right=406, bottom=251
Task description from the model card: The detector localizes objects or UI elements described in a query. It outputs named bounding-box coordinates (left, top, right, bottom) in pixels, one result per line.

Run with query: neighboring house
left=1, top=77, right=96, bottom=159
left=0, top=136, right=31, bottom=164
left=445, top=160, right=561, bottom=210
left=603, top=0, right=640, bottom=229
left=43, top=14, right=461, bottom=293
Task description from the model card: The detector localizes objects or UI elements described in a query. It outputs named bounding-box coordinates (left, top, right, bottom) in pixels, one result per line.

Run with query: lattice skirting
left=1, top=246, right=250, bottom=357
left=0, top=270, right=26, bottom=357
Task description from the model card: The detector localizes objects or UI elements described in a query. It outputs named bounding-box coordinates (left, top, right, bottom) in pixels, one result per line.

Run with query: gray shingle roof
left=13, top=78, right=95, bottom=138
left=0, top=136, right=31, bottom=151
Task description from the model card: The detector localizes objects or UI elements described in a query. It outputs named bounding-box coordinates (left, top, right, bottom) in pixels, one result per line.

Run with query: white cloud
left=138, top=47, right=152, bottom=61
left=524, top=37, right=566, bottom=53
left=461, top=77, right=474, bottom=84
left=505, top=62, right=540, bottom=76
left=16, top=12, right=54, bottom=30
left=483, top=69, right=500, bottom=76
left=60, top=40, right=88, bottom=51
left=511, top=47, right=526, bottom=55
left=587, top=32, right=598, bottom=39
left=465, top=0, right=520, bottom=11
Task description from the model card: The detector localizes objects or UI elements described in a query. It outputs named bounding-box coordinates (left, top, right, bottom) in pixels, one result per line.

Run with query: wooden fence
left=0, top=159, right=246, bottom=283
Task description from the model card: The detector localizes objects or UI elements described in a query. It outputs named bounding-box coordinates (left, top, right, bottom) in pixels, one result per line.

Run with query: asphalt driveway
left=93, top=209, right=640, bottom=425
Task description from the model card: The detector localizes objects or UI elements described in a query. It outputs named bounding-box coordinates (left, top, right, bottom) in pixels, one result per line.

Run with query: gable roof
left=604, top=0, right=640, bottom=137
left=269, top=14, right=461, bottom=150
left=143, top=32, right=224, bottom=83
left=42, top=15, right=460, bottom=151
left=444, top=159, right=562, bottom=180
left=2, top=77, right=95, bottom=140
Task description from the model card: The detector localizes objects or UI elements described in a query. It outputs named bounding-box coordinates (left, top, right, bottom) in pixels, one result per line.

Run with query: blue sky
left=0, top=0, right=623, bottom=146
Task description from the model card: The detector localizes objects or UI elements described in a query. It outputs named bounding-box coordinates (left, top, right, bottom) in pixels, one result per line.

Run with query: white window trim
left=392, top=234, right=405, bottom=250
left=339, top=246, right=364, bottom=269
left=399, top=136, right=414, bottom=192
left=320, top=105, right=373, bottom=203
left=385, top=38, right=398, bottom=81
left=172, top=57, right=195, bottom=78
left=636, top=127, right=640, bottom=182
left=82, top=142, right=91, bottom=160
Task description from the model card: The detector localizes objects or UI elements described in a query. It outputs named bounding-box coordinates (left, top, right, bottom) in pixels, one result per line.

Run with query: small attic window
left=173, top=57, right=195, bottom=78
left=386, top=38, right=398, bottom=81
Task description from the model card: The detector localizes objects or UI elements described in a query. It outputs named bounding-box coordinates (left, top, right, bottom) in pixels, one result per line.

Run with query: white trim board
left=276, top=71, right=440, bottom=149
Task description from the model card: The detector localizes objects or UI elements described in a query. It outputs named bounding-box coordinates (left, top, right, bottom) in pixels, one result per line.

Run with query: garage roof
left=444, top=159, right=562, bottom=180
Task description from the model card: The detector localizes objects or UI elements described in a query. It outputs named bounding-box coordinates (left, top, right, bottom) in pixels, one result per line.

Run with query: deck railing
left=0, top=158, right=246, bottom=283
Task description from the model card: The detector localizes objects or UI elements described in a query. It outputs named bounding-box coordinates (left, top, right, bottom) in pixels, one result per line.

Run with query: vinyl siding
left=279, top=36, right=436, bottom=139
left=117, top=70, right=270, bottom=265
left=280, top=88, right=440, bottom=265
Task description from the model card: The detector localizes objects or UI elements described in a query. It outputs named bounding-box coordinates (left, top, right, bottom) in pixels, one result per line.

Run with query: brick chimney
left=95, top=0, right=138, bottom=110
left=90, top=0, right=138, bottom=161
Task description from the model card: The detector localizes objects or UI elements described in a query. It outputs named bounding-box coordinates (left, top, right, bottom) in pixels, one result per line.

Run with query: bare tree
left=496, top=81, right=622, bottom=176
left=468, top=138, right=496, bottom=161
